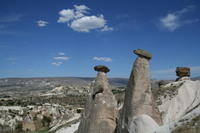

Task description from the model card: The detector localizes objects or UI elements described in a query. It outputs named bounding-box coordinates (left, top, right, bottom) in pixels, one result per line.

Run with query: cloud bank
left=57, top=5, right=113, bottom=32
left=51, top=52, right=70, bottom=66
left=159, top=5, right=199, bottom=31
left=37, top=20, right=49, bottom=27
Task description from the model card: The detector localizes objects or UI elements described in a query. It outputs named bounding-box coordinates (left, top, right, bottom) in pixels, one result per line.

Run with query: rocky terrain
left=76, top=49, right=200, bottom=133
left=0, top=49, right=200, bottom=133
left=0, top=77, right=127, bottom=133
left=0, top=104, right=80, bottom=133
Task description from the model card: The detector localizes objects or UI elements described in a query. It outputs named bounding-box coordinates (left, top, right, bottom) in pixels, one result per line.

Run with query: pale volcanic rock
left=78, top=66, right=117, bottom=133
left=118, top=49, right=160, bottom=133
left=128, top=114, right=159, bottom=133
left=51, top=86, right=65, bottom=93
left=158, top=80, right=200, bottom=124
left=178, top=76, right=190, bottom=81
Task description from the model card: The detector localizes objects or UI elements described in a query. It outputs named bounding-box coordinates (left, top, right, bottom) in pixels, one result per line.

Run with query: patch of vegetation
left=0, top=98, right=37, bottom=106
left=172, top=115, right=200, bottom=133
left=76, top=108, right=82, bottom=113
left=112, top=87, right=125, bottom=94
left=152, top=83, right=183, bottom=105
left=42, top=116, right=51, bottom=127
left=15, top=122, right=23, bottom=132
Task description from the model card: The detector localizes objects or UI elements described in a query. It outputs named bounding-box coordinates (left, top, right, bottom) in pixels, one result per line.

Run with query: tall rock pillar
left=119, top=49, right=159, bottom=133
left=78, top=65, right=118, bottom=133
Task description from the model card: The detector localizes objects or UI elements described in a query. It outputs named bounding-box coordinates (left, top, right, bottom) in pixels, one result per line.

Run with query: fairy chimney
left=176, top=67, right=190, bottom=81
left=78, top=65, right=117, bottom=133
left=118, top=49, right=161, bottom=133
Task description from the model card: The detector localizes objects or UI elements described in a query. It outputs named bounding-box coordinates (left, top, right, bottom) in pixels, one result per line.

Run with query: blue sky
left=0, top=0, right=200, bottom=79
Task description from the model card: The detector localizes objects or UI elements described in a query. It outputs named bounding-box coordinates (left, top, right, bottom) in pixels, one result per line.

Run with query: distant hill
left=1, top=76, right=199, bottom=93
left=0, top=77, right=129, bottom=92
left=191, top=76, right=200, bottom=80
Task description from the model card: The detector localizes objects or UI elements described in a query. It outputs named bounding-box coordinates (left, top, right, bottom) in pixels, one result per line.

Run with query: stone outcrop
left=0, top=104, right=74, bottom=133
left=77, top=65, right=117, bottom=133
left=22, top=116, right=43, bottom=132
left=118, top=49, right=160, bottom=133
left=128, top=114, right=159, bottom=133
left=176, top=67, right=190, bottom=81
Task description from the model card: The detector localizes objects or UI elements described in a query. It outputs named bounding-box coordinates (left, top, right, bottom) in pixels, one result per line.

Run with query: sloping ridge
left=159, top=80, right=200, bottom=124
left=155, top=80, right=200, bottom=133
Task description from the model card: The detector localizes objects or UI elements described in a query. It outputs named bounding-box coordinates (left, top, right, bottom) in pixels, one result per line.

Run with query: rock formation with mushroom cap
left=118, top=49, right=161, bottom=133
left=176, top=67, right=190, bottom=81
left=77, top=65, right=118, bottom=133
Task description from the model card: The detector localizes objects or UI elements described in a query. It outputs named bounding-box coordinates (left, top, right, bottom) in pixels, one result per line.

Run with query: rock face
left=0, top=104, right=75, bottom=133
left=22, top=117, right=43, bottom=132
left=77, top=66, right=117, bottom=133
left=151, top=80, right=200, bottom=133
left=128, top=114, right=159, bottom=133
left=118, top=49, right=160, bottom=133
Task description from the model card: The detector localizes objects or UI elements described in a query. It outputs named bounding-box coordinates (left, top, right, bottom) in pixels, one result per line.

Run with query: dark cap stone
left=176, top=67, right=190, bottom=77
left=94, top=65, right=110, bottom=73
left=133, top=49, right=152, bottom=60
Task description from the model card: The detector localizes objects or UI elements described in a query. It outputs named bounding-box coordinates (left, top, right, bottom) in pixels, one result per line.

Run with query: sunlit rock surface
left=78, top=66, right=118, bottom=133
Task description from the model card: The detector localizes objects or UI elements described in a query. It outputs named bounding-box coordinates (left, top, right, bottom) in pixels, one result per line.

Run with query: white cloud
left=159, top=5, right=199, bottom=32
left=93, top=57, right=112, bottom=62
left=176, top=5, right=195, bottom=15
left=51, top=62, right=63, bottom=66
left=37, top=20, right=49, bottom=27
left=160, top=14, right=180, bottom=31
left=53, top=56, right=70, bottom=60
left=58, top=52, right=65, bottom=56
left=70, top=15, right=106, bottom=32
left=57, top=5, right=113, bottom=32
left=52, top=53, right=70, bottom=66
left=57, top=9, right=75, bottom=23
left=74, top=5, right=90, bottom=18
left=74, top=5, right=89, bottom=13
left=101, top=25, right=114, bottom=32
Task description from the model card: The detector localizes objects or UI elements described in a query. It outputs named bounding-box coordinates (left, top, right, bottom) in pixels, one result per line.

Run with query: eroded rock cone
left=118, top=49, right=161, bottom=133
left=78, top=66, right=117, bottom=133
